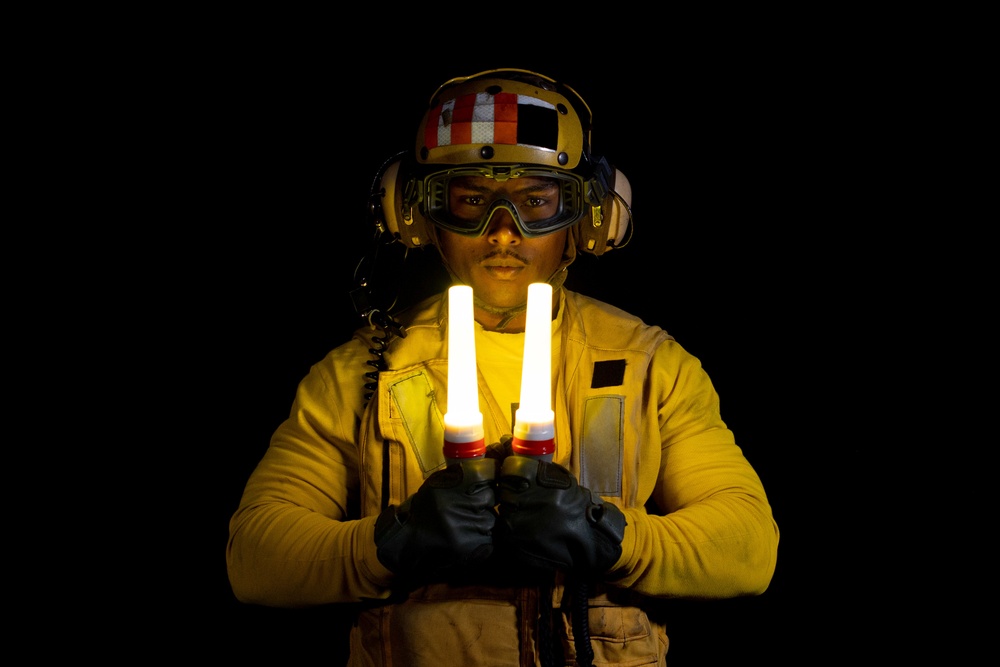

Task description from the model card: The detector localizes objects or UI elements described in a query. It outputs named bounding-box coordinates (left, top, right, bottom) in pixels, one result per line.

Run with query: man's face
left=435, top=175, right=569, bottom=313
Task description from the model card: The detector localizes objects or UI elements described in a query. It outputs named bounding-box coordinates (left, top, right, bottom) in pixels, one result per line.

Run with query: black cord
left=572, top=577, right=595, bottom=667
left=363, top=313, right=390, bottom=403
left=351, top=207, right=409, bottom=405
left=539, top=583, right=556, bottom=667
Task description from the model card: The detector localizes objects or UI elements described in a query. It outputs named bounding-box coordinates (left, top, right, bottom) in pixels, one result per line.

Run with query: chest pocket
left=388, top=371, right=447, bottom=475
left=580, top=395, right=624, bottom=497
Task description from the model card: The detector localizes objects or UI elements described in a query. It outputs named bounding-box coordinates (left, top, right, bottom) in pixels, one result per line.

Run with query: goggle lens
left=423, top=168, right=586, bottom=238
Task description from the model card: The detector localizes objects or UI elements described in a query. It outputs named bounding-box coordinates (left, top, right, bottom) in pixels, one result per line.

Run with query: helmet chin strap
left=473, top=298, right=525, bottom=330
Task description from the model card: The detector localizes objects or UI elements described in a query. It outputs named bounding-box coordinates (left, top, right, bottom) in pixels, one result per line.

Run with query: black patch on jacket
left=591, top=360, right=626, bottom=388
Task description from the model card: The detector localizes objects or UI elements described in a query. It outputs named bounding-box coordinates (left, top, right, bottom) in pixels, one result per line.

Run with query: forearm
left=228, top=504, right=393, bottom=607
left=611, top=492, right=778, bottom=598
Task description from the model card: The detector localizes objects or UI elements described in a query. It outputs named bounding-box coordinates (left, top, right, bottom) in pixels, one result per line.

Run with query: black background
left=133, top=34, right=907, bottom=664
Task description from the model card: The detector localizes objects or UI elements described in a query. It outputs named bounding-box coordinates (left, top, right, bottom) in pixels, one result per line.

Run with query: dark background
left=134, top=36, right=907, bottom=664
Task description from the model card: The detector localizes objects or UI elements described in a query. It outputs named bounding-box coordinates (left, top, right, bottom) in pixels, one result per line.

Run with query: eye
left=460, top=195, right=486, bottom=206
left=523, top=196, right=548, bottom=208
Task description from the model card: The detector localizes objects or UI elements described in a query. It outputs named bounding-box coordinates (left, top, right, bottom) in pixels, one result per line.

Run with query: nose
left=483, top=205, right=522, bottom=244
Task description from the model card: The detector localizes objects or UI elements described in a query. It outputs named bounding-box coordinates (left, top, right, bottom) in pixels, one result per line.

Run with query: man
left=227, top=68, right=779, bottom=666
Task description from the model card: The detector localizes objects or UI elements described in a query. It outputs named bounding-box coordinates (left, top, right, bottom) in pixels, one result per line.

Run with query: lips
left=482, top=264, right=524, bottom=280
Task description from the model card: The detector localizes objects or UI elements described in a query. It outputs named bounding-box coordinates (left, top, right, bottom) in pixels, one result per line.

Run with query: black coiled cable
left=362, top=309, right=405, bottom=403
left=352, top=224, right=408, bottom=404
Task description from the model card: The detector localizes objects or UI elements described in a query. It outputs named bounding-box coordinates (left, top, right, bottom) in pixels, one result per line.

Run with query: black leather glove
left=374, top=457, right=497, bottom=582
left=498, top=455, right=626, bottom=575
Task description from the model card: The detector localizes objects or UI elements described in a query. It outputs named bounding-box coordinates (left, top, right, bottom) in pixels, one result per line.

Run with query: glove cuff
left=590, top=501, right=627, bottom=573
left=374, top=494, right=419, bottom=574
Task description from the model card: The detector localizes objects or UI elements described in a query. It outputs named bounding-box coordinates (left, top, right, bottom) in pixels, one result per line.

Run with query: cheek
left=438, top=236, right=475, bottom=268
left=542, top=232, right=569, bottom=266
left=437, top=234, right=458, bottom=258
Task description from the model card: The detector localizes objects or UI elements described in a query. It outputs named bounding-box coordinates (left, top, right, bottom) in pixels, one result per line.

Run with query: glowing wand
left=512, top=282, right=555, bottom=461
left=442, top=285, right=485, bottom=462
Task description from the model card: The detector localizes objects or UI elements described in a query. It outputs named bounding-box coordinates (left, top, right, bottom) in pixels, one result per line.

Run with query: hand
left=498, top=455, right=626, bottom=575
left=374, top=457, right=497, bottom=582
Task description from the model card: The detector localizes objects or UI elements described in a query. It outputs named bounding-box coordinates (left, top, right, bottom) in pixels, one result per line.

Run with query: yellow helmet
left=416, top=68, right=591, bottom=171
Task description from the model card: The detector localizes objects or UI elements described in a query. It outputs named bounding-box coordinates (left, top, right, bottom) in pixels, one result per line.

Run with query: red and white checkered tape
left=424, top=92, right=556, bottom=148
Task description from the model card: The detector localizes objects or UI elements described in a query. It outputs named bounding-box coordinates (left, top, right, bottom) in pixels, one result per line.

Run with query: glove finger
left=499, top=454, right=539, bottom=481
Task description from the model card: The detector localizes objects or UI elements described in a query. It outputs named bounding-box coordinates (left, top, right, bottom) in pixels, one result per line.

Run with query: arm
left=610, top=340, right=780, bottom=598
left=226, top=340, right=395, bottom=608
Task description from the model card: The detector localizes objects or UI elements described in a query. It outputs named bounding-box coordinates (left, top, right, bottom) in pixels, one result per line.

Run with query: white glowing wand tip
left=443, top=285, right=485, bottom=459
left=513, top=283, right=555, bottom=458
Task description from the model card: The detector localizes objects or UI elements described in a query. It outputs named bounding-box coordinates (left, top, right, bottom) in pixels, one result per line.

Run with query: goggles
left=419, top=166, right=588, bottom=238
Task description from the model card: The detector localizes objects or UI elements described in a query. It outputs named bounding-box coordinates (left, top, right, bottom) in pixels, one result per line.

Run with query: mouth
left=481, top=264, right=525, bottom=280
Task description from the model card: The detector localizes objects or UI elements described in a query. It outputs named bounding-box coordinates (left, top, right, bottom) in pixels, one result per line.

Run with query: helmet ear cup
left=374, top=158, right=434, bottom=249
left=607, top=168, right=632, bottom=247
left=577, top=168, right=632, bottom=256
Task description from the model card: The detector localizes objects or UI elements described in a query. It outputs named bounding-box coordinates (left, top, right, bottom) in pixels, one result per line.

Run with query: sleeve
left=226, top=338, right=395, bottom=608
left=610, top=340, right=780, bottom=599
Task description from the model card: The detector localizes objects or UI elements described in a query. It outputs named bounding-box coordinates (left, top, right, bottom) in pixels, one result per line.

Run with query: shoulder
left=344, top=292, right=446, bottom=345
left=562, top=289, right=673, bottom=348
left=564, top=290, right=644, bottom=322
left=314, top=293, right=446, bottom=369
